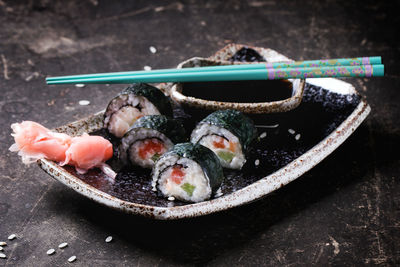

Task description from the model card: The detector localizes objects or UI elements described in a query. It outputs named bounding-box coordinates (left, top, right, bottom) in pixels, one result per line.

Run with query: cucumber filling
left=181, top=183, right=196, bottom=196
left=217, top=151, right=234, bottom=163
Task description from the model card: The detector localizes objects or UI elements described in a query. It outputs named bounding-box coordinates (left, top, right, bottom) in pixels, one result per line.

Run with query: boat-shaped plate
left=37, top=44, right=370, bottom=220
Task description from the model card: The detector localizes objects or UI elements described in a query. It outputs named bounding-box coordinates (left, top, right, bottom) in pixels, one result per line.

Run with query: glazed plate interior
left=37, top=44, right=370, bottom=220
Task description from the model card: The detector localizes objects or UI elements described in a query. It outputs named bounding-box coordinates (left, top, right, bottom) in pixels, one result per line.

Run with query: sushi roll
left=152, top=143, right=224, bottom=203
left=190, top=109, right=257, bottom=169
left=104, top=83, right=172, bottom=138
left=119, top=115, right=186, bottom=168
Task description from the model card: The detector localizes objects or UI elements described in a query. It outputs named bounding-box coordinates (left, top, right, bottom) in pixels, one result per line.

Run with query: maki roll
left=190, top=110, right=257, bottom=169
left=104, top=83, right=172, bottom=138
left=152, top=143, right=224, bottom=202
left=119, top=115, right=186, bottom=168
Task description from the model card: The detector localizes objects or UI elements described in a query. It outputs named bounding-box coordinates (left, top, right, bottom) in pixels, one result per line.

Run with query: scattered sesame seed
left=149, top=46, right=157, bottom=54
left=75, top=84, right=85, bottom=88
left=0, top=253, right=6, bottom=259
left=0, top=247, right=3, bottom=251
left=288, top=128, right=295, bottom=134
left=259, top=132, right=267, bottom=139
left=105, top=236, right=113, bottom=243
left=255, top=159, right=260, bottom=166
left=78, top=100, right=90, bottom=106
left=168, top=196, right=175, bottom=201
left=0, top=242, right=6, bottom=246
left=295, top=134, right=301, bottom=140
left=58, top=242, right=68, bottom=249
left=144, top=66, right=152, bottom=71
left=68, top=255, right=77, bottom=263
left=8, top=234, right=16, bottom=240
left=47, top=249, right=55, bottom=255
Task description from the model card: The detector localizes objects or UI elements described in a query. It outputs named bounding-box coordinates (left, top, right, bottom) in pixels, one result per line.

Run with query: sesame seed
left=168, top=196, right=175, bottom=201
left=0, top=247, right=3, bottom=251
left=255, top=159, right=260, bottom=166
left=0, top=242, right=6, bottom=246
left=58, top=242, right=68, bottom=249
left=78, top=100, right=90, bottom=106
left=149, top=46, right=157, bottom=54
left=68, top=255, right=77, bottom=263
left=288, top=129, right=295, bottom=134
left=75, top=84, right=85, bottom=88
left=295, top=134, right=301, bottom=140
left=0, top=253, right=6, bottom=259
left=259, top=132, right=267, bottom=139
left=7, top=234, right=16, bottom=240
left=47, top=249, right=55, bottom=255
left=144, top=66, right=152, bottom=71
left=105, top=236, right=113, bottom=243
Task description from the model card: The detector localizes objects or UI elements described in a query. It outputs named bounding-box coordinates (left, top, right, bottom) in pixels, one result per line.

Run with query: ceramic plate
left=37, top=44, right=370, bottom=220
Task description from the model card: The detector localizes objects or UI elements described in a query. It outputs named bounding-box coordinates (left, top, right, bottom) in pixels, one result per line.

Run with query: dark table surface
left=1, top=1, right=399, bottom=266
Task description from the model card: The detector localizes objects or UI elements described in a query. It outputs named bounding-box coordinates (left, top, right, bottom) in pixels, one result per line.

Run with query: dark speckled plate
left=37, top=44, right=370, bottom=220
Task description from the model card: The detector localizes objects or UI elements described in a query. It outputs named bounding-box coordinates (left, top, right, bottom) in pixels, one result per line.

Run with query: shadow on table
left=55, top=124, right=390, bottom=265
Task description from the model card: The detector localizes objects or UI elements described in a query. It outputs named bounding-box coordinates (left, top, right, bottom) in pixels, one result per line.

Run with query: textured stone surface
left=0, top=0, right=399, bottom=266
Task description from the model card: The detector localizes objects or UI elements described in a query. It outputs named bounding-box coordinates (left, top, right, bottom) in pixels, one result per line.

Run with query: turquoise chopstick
left=46, top=64, right=384, bottom=85
left=46, top=56, right=381, bottom=82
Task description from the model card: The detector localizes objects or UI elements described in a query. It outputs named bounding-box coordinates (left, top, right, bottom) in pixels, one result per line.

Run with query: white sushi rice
left=58, top=242, right=68, bottom=249
left=68, top=255, right=77, bottom=262
left=119, top=128, right=173, bottom=168
left=0, top=253, right=6, bottom=259
left=191, top=124, right=245, bottom=169
left=0, top=242, right=6, bottom=246
left=105, top=95, right=160, bottom=138
left=149, top=46, right=157, bottom=53
left=78, top=100, right=90, bottom=106
left=153, top=154, right=212, bottom=202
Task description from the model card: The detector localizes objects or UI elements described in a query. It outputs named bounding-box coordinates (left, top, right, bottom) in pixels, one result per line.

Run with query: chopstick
left=46, top=64, right=384, bottom=85
left=46, top=56, right=381, bottom=82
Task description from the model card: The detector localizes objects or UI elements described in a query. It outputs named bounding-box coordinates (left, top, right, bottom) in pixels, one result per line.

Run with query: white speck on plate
left=168, top=196, right=175, bottom=201
left=144, top=66, right=152, bottom=71
left=149, top=46, right=157, bottom=54
left=58, top=242, right=68, bottom=249
left=47, top=249, right=55, bottom=255
left=7, top=234, right=16, bottom=240
left=0, top=242, right=6, bottom=246
left=105, top=236, right=113, bottom=243
left=295, top=134, right=301, bottom=140
left=255, top=124, right=279, bottom=129
left=255, top=159, right=260, bottom=166
left=0, top=247, right=3, bottom=251
left=75, top=84, right=85, bottom=88
left=79, top=100, right=90, bottom=106
left=0, top=253, right=6, bottom=259
left=68, top=255, right=77, bottom=263
left=259, top=132, right=267, bottom=139
left=288, top=128, right=295, bottom=134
